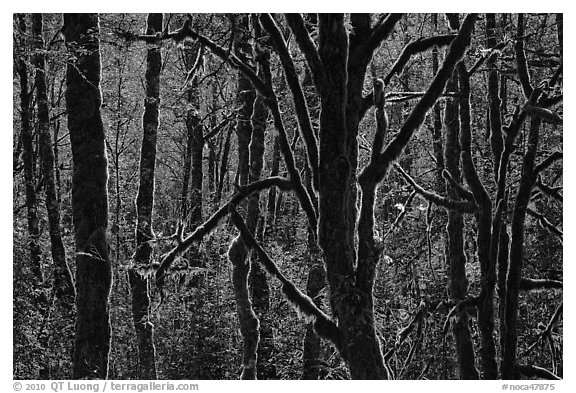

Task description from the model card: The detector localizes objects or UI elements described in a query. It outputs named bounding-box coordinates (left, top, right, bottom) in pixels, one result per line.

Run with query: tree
left=63, top=13, right=112, bottom=379
left=15, top=14, right=44, bottom=287
left=13, top=12, right=562, bottom=381
left=128, top=13, right=163, bottom=380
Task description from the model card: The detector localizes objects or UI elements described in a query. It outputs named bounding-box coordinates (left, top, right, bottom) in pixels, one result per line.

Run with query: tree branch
left=229, top=205, right=342, bottom=351
left=260, top=13, right=319, bottom=192
left=395, top=164, right=478, bottom=214
left=155, top=177, right=292, bottom=285
left=536, top=178, right=562, bottom=202
left=515, top=14, right=534, bottom=99
left=284, top=13, right=325, bottom=90
left=526, top=207, right=563, bottom=240
left=384, top=34, right=456, bottom=85
left=526, top=106, right=563, bottom=125
left=374, top=14, right=478, bottom=183
left=519, top=277, right=563, bottom=291
left=122, top=18, right=269, bottom=96
left=516, top=364, right=561, bottom=380
left=535, top=151, right=562, bottom=174
left=442, top=169, right=475, bottom=201
left=363, top=13, right=403, bottom=57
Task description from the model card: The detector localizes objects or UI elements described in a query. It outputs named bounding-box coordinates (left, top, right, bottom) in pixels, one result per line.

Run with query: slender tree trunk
left=63, top=13, right=112, bottom=379
left=216, top=124, right=233, bottom=203
left=227, top=15, right=259, bottom=379
left=431, top=14, right=445, bottom=192
left=265, top=135, right=280, bottom=233
left=457, top=59, right=498, bottom=379
left=301, top=63, right=324, bottom=380
left=443, top=71, right=479, bottom=379
left=247, top=94, right=275, bottom=379
left=33, top=13, right=75, bottom=306
left=16, top=14, right=44, bottom=285
left=502, top=118, right=541, bottom=378
left=128, top=13, right=162, bottom=380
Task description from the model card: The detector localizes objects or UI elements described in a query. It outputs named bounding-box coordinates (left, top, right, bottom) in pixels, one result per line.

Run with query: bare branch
left=519, top=277, right=563, bottom=291
left=122, top=19, right=269, bottom=96
left=382, top=190, right=417, bottom=240
left=516, top=364, right=561, bottom=380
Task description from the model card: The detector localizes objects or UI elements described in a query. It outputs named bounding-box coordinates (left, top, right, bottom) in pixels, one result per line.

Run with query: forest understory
left=13, top=13, right=562, bottom=380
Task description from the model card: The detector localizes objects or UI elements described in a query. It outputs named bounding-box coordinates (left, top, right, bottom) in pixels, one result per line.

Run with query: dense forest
left=13, top=13, right=563, bottom=380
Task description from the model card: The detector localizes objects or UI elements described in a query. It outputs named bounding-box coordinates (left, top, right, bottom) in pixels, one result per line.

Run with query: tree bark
left=63, top=13, right=112, bottom=380
left=128, top=13, right=162, bottom=380
left=502, top=118, right=541, bottom=379
left=227, top=15, right=259, bottom=379
left=247, top=94, right=275, bottom=379
left=443, top=69, right=479, bottom=379
left=32, top=13, right=75, bottom=307
left=457, top=59, right=498, bottom=379
left=16, top=14, right=44, bottom=286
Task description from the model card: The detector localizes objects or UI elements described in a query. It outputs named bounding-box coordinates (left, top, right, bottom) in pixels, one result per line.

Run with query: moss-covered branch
left=260, top=13, right=319, bottom=192
left=374, top=14, right=477, bottom=183
left=155, top=177, right=292, bottom=286
left=395, top=164, right=478, bottom=214
left=384, top=34, right=456, bottom=85
left=229, top=206, right=342, bottom=351
left=284, top=13, right=325, bottom=91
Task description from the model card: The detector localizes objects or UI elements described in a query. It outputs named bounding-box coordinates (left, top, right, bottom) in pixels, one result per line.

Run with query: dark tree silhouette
left=63, top=13, right=112, bottom=379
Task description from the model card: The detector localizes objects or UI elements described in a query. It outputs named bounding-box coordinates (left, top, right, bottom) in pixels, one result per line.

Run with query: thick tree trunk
left=16, top=14, right=44, bottom=286
left=317, top=14, right=386, bottom=380
left=63, top=13, right=112, bottom=380
left=32, top=13, right=75, bottom=306
left=128, top=13, right=162, bottom=380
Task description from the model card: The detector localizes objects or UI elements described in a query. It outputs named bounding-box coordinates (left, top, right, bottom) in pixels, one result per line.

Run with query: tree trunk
left=502, top=118, right=541, bottom=378
left=128, top=13, right=162, bottom=380
left=317, top=14, right=386, bottom=380
left=63, top=13, right=112, bottom=380
left=247, top=94, right=275, bottom=379
left=216, top=124, right=233, bottom=203
left=32, top=13, right=75, bottom=306
left=457, top=59, right=498, bottom=379
left=301, top=64, right=324, bottom=380
left=265, top=135, right=280, bottom=233
left=443, top=71, right=479, bottom=379
left=16, top=14, right=44, bottom=286
left=228, top=15, right=259, bottom=379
